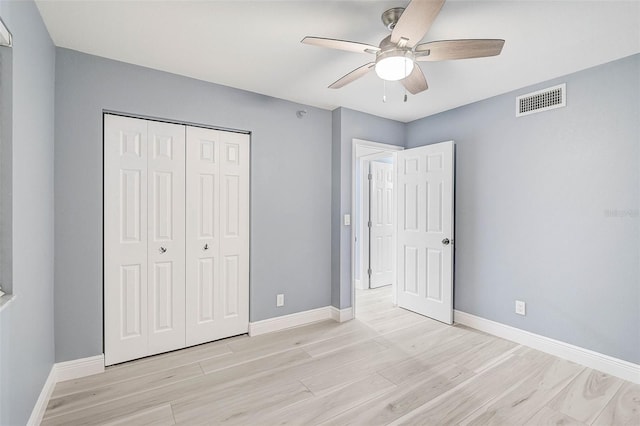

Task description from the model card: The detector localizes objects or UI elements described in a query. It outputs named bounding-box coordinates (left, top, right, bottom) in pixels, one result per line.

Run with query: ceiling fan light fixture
left=375, top=50, right=414, bottom=81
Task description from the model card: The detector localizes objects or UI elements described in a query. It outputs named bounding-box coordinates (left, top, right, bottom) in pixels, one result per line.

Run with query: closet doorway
left=104, top=114, right=250, bottom=365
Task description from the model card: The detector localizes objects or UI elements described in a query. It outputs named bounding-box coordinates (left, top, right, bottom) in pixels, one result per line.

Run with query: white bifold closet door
left=185, top=127, right=249, bottom=346
left=104, top=115, right=186, bottom=365
left=104, top=115, right=249, bottom=366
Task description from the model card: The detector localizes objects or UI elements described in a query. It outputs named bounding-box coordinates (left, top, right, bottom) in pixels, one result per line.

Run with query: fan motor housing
left=381, top=7, right=405, bottom=30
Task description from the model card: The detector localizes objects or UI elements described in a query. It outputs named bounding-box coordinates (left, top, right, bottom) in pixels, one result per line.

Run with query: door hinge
left=367, top=221, right=372, bottom=228
left=367, top=268, right=372, bottom=277
left=368, top=173, right=372, bottom=180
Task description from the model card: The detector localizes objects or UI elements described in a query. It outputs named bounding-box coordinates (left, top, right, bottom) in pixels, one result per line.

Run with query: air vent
left=516, top=83, right=566, bottom=117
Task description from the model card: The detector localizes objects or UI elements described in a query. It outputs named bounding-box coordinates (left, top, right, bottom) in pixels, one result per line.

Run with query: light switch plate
left=344, top=214, right=351, bottom=226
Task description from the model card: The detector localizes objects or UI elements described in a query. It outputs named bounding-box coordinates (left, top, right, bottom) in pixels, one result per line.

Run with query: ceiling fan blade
left=400, top=65, right=428, bottom=94
left=390, top=0, right=446, bottom=48
left=301, top=37, right=380, bottom=54
left=329, top=63, right=376, bottom=89
left=416, top=39, right=505, bottom=61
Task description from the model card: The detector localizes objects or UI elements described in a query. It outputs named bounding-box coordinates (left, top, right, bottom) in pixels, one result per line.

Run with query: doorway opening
left=351, top=139, right=403, bottom=318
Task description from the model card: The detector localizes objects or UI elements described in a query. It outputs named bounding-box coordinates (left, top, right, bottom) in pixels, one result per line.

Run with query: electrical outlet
left=515, top=300, right=526, bottom=316
left=276, top=294, right=285, bottom=307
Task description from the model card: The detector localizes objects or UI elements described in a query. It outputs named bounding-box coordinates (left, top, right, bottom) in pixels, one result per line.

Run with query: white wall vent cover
left=516, top=83, right=566, bottom=117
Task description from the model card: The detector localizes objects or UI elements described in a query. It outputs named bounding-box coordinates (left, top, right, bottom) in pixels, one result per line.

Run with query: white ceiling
left=36, top=0, right=640, bottom=122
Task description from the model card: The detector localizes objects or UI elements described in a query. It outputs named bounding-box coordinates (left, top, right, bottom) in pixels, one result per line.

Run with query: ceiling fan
left=301, top=0, right=505, bottom=95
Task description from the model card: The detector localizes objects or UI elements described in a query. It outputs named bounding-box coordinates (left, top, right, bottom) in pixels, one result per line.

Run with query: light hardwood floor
left=43, top=286, right=639, bottom=425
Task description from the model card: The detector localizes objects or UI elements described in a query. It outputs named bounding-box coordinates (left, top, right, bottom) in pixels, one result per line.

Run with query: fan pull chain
left=383, top=80, right=387, bottom=103
left=404, top=59, right=408, bottom=102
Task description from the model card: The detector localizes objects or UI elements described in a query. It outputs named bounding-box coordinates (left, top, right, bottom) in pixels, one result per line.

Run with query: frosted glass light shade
left=375, top=55, right=414, bottom=81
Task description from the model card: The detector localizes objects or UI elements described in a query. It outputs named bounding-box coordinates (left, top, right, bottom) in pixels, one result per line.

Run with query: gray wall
left=406, top=54, right=640, bottom=364
left=54, top=48, right=332, bottom=362
left=0, top=1, right=56, bottom=424
left=331, top=107, right=405, bottom=309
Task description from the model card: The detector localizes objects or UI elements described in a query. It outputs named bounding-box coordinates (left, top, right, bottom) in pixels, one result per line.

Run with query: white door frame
left=351, top=139, right=403, bottom=317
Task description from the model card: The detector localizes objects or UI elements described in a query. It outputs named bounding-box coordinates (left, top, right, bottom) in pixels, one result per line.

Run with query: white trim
left=249, top=307, right=333, bottom=336
left=331, top=306, right=354, bottom=323
left=454, top=310, right=640, bottom=384
left=28, top=354, right=105, bottom=424
left=27, top=366, right=56, bottom=426
left=55, top=354, right=105, bottom=383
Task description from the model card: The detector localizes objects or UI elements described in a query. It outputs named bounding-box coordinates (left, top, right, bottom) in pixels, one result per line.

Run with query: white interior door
left=147, top=121, right=186, bottom=355
left=186, top=127, right=249, bottom=345
left=104, top=115, right=150, bottom=365
left=396, top=141, right=454, bottom=324
left=369, top=161, right=394, bottom=288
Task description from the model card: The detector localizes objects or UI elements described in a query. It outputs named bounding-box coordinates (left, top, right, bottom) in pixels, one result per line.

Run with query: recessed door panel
left=120, top=170, right=141, bottom=243
left=120, top=264, right=142, bottom=338
left=199, top=174, right=215, bottom=239
left=404, top=183, right=419, bottom=231
left=153, top=134, right=173, bottom=160
left=152, top=171, right=173, bottom=241
left=404, top=246, right=419, bottom=295
left=223, top=175, right=240, bottom=238
left=223, top=255, right=239, bottom=318
left=120, top=132, right=141, bottom=158
left=151, top=261, right=174, bottom=331
left=426, top=181, right=443, bottom=233
left=426, top=249, right=443, bottom=302
left=197, top=258, right=215, bottom=323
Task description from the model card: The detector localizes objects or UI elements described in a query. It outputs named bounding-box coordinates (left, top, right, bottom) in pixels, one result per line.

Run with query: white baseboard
left=454, top=310, right=640, bottom=384
left=249, top=305, right=354, bottom=336
left=331, top=306, right=354, bottom=323
left=55, top=354, right=105, bottom=383
left=29, top=354, right=105, bottom=425
left=27, top=365, right=56, bottom=426
left=249, top=307, right=333, bottom=336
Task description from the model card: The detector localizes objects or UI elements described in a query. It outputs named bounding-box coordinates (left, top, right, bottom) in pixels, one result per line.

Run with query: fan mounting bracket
left=381, top=7, right=405, bottom=31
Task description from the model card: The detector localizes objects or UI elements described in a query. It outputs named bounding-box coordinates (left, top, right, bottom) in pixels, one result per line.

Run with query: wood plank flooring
left=42, top=286, right=639, bottom=425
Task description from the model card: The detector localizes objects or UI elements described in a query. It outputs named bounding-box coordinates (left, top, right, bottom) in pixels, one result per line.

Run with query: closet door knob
left=159, top=247, right=167, bottom=254
left=203, top=244, right=209, bottom=251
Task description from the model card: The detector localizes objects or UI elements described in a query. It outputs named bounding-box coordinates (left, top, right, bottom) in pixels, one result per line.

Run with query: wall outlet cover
left=515, top=300, right=526, bottom=316
left=276, top=294, right=285, bottom=307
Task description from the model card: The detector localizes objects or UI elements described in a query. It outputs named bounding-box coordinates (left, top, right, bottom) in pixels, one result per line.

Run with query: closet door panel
left=186, top=128, right=249, bottom=345
left=219, top=131, right=249, bottom=332
left=186, top=127, right=221, bottom=345
left=147, top=121, right=186, bottom=355
left=105, top=115, right=149, bottom=366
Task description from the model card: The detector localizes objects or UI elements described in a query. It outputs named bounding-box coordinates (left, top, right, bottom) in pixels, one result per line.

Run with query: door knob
left=442, top=238, right=450, bottom=246
left=159, top=247, right=167, bottom=253
left=204, top=244, right=209, bottom=251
